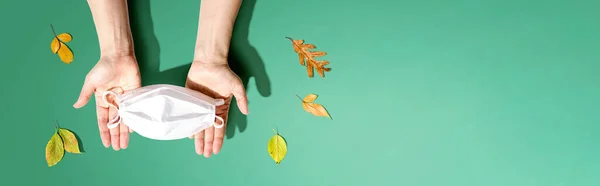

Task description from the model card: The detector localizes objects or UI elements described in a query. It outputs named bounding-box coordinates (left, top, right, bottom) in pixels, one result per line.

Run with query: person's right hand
left=72, top=55, right=141, bottom=151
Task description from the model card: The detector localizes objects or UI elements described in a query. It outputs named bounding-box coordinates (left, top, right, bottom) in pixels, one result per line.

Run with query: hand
left=186, top=61, right=249, bottom=158
left=73, top=55, right=141, bottom=151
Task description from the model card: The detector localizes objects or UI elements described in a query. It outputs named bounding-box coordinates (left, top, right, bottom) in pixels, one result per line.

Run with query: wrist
left=100, top=45, right=135, bottom=58
left=98, top=30, right=134, bottom=58
left=193, top=50, right=228, bottom=65
left=192, top=0, right=241, bottom=66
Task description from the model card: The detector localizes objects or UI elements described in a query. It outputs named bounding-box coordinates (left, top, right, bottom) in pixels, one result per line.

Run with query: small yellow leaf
left=50, top=38, right=60, bottom=54
left=268, top=129, right=287, bottom=164
left=303, top=94, right=318, bottom=102
left=45, top=132, right=64, bottom=167
left=50, top=25, right=74, bottom=64
left=57, top=42, right=74, bottom=64
left=303, top=102, right=331, bottom=119
left=58, top=128, right=81, bottom=154
left=298, top=94, right=332, bottom=119
left=57, top=33, right=72, bottom=42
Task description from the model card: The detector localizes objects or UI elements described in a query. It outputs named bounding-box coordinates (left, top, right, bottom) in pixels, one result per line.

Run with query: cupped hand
left=186, top=61, right=249, bottom=158
left=73, top=55, right=141, bottom=151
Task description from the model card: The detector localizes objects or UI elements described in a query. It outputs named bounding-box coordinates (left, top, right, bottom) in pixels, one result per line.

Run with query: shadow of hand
left=226, top=0, right=271, bottom=139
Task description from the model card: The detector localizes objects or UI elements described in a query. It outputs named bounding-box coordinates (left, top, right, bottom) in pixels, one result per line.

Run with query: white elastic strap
left=214, top=116, right=224, bottom=128
left=102, top=91, right=122, bottom=129
left=215, top=99, right=225, bottom=106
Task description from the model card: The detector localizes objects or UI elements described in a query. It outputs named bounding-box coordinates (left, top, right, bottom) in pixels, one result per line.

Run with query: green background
left=1, top=0, right=599, bottom=185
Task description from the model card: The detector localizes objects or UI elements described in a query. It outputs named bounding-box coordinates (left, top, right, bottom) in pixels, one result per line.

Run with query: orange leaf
left=286, top=37, right=331, bottom=78
left=303, top=94, right=318, bottom=102
left=297, top=94, right=331, bottom=119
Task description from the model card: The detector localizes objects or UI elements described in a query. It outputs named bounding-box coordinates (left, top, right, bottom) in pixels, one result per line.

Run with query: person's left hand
left=185, top=60, right=249, bottom=158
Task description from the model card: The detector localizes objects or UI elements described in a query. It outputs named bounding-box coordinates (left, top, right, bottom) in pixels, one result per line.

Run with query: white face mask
left=101, top=84, right=225, bottom=140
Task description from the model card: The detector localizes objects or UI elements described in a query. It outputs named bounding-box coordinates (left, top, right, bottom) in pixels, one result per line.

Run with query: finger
left=120, top=121, right=129, bottom=149
left=194, top=131, right=205, bottom=155
left=213, top=105, right=229, bottom=155
left=203, top=126, right=215, bottom=158
left=108, top=104, right=120, bottom=151
left=232, top=81, right=249, bottom=115
left=73, top=80, right=95, bottom=108
left=95, top=95, right=110, bottom=148
left=213, top=119, right=226, bottom=155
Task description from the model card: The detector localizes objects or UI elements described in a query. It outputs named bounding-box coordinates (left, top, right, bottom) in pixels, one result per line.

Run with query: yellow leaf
left=57, top=33, right=72, bottom=42
left=58, top=128, right=81, bottom=154
left=50, top=24, right=74, bottom=64
left=297, top=94, right=332, bottom=119
left=50, top=38, right=60, bottom=54
left=57, top=42, right=74, bottom=64
left=267, top=129, right=287, bottom=165
left=45, top=132, right=64, bottom=167
left=303, top=93, right=318, bottom=102
left=286, top=37, right=332, bottom=78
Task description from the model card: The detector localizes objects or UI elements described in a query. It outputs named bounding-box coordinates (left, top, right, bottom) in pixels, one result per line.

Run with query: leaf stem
left=52, top=120, right=59, bottom=132
left=50, top=24, right=58, bottom=38
left=296, top=94, right=303, bottom=102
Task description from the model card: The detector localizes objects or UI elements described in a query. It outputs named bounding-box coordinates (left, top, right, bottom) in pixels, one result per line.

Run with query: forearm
left=193, top=0, right=242, bottom=64
left=87, top=0, right=135, bottom=58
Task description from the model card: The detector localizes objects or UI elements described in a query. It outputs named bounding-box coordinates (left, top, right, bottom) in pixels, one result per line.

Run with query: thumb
left=232, top=81, right=249, bottom=115
left=73, top=81, right=95, bottom=108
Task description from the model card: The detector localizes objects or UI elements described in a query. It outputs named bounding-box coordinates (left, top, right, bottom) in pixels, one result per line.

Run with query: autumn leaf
left=297, top=94, right=332, bottom=119
left=50, top=38, right=60, bottom=54
left=46, top=121, right=82, bottom=167
left=50, top=33, right=72, bottom=54
left=58, top=128, right=81, bottom=154
left=50, top=25, right=74, bottom=64
left=45, top=132, right=64, bottom=167
left=57, top=42, right=74, bottom=64
left=267, top=129, right=287, bottom=165
left=286, top=37, right=331, bottom=78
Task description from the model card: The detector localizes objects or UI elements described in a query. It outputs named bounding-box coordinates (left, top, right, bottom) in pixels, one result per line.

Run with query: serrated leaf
left=286, top=37, right=331, bottom=78
left=45, top=132, right=64, bottom=167
left=59, top=128, right=81, bottom=154
left=267, top=129, right=287, bottom=165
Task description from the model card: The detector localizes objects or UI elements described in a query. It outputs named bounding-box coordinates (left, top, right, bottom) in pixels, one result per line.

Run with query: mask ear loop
left=214, top=99, right=225, bottom=129
left=102, top=91, right=122, bottom=129
left=213, top=98, right=225, bottom=128
left=214, top=116, right=225, bottom=128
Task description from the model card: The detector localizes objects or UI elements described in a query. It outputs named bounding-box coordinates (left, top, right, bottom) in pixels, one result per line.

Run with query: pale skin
left=74, top=0, right=248, bottom=158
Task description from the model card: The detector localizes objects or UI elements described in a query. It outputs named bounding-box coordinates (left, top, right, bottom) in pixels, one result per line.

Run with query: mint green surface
left=1, top=0, right=600, bottom=185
